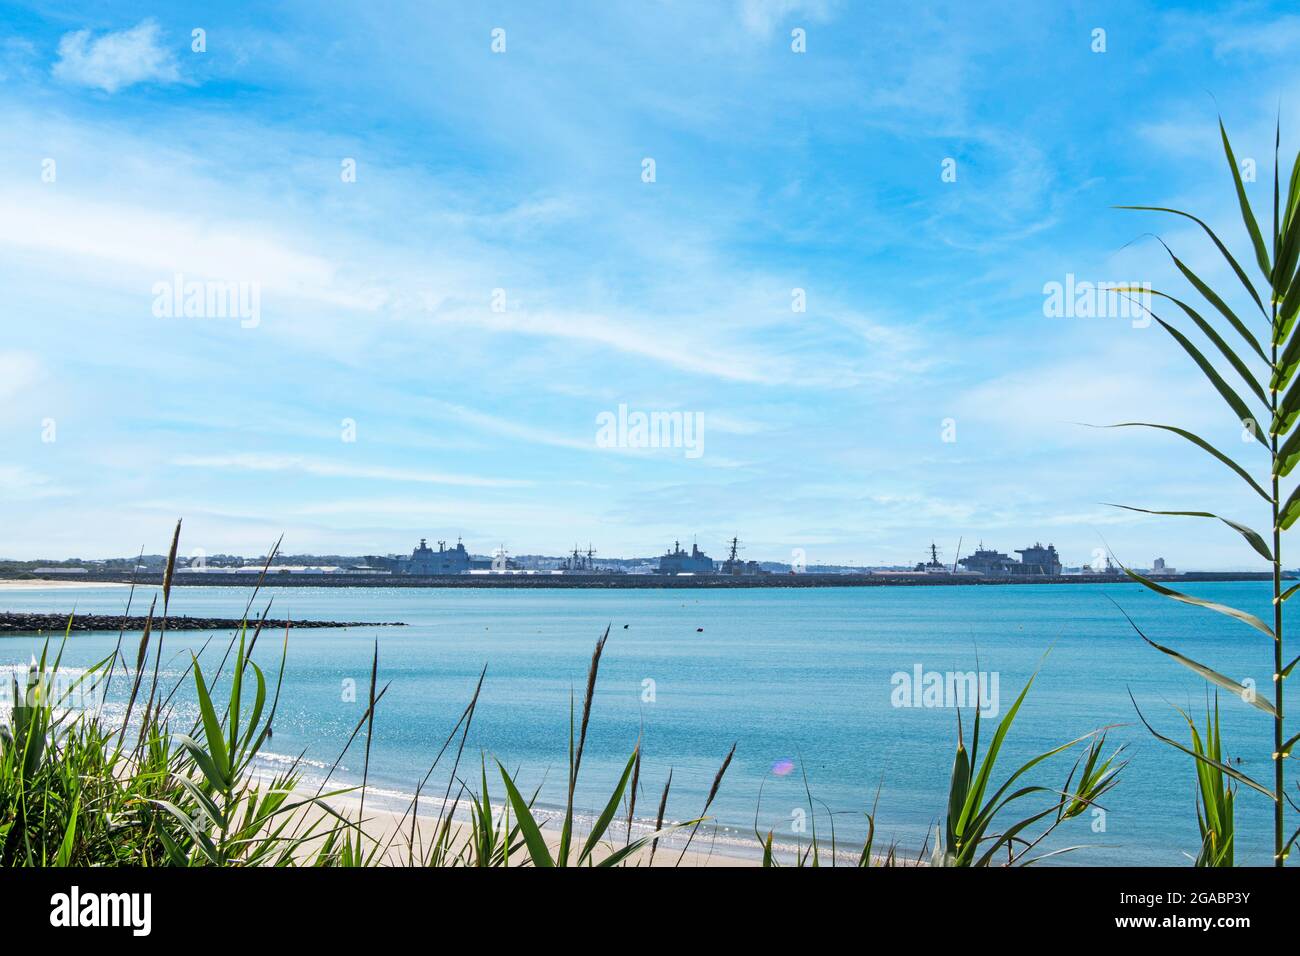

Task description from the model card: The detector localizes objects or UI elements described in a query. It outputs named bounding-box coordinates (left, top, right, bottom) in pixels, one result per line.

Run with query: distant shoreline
left=0, top=579, right=130, bottom=590
left=0, top=612, right=405, bottom=633
left=0, top=571, right=1284, bottom=590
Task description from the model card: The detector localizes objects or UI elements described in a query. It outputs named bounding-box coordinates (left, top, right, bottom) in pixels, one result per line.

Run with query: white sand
left=0, top=579, right=133, bottom=590
left=296, top=790, right=763, bottom=867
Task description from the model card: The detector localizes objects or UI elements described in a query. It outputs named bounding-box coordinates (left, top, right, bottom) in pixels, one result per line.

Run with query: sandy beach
left=298, top=789, right=766, bottom=867
left=0, top=579, right=132, bottom=590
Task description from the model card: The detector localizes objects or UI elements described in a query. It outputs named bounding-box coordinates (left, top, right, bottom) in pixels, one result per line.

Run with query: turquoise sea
left=0, top=581, right=1287, bottom=865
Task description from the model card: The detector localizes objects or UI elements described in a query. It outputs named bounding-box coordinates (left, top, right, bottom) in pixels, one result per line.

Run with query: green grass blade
left=596, top=820, right=697, bottom=867
left=175, top=732, right=228, bottom=792
left=578, top=746, right=639, bottom=865
left=496, top=760, right=554, bottom=867
left=228, top=628, right=245, bottom=761
left=956, top=675, right=1035, bottom=837
left=191, top=657, right=231, bottom=784
left=55, top=795, right=80, bottom=866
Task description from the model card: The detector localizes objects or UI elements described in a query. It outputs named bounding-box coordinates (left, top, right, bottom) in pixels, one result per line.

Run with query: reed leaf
left=1189, top=698, right=1235, bottom=867
left=1121, top=566, right=1275, bottom=639
left=1139, top=285, right=1265, bottom=398
left=1139, top=236, right=1266, bottom=362
left=1273, top=321, right=1300, bottom=393
left=1114, top=205, right=1266, bottom=317
left=1151, top=316, right=1265, bottom=444
left=1280, top=482, right=1300, bottom=531
left=1221, top=119, right=1271, bottom=280
left=1128, top=691, right=1274, bottom=800
left=1088, top=423, right=1268, bottom=500
left=1110, top=599, right=1277, bottom=716
left=1272, top=375, right=1300, bottom=443
left=1104, top=504, right=1272, bottom=562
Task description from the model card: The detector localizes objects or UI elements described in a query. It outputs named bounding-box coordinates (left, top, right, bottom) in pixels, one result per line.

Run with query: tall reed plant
left=1107, top=119, right=1298, bottom=865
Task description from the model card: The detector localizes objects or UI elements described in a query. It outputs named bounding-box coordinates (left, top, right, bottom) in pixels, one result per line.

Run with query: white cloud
left=52, top=19, right=180, bottom=93
left=738, top=0, right=833, bottom=37
left=171, top=453, right=531, bottom=488
left=0, top=351, right=42, bottom=402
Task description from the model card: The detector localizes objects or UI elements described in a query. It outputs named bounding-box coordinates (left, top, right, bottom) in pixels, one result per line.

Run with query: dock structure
left=18, top=570, right=1283, bottom=589
left=5, top=535, right=1250, bottom=588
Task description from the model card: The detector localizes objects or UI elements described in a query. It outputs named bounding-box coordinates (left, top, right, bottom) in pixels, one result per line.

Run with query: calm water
left=0, top=581, right=1286, bottom=865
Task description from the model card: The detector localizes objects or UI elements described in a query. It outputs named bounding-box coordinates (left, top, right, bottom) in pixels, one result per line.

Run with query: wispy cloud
left=0, top=465, right=68, bottom=501
left=428, top=305, right=796, bottom=385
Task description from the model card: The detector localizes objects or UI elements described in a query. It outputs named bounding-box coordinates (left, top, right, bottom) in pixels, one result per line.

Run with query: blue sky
left=0, top=0, right=1297, bottom=568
